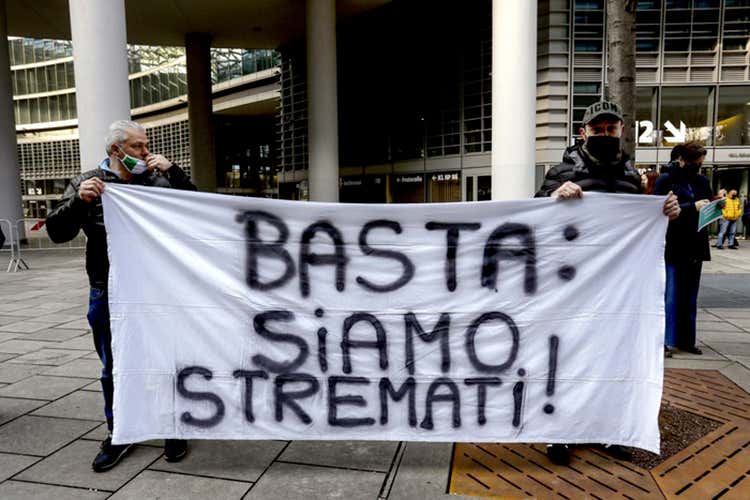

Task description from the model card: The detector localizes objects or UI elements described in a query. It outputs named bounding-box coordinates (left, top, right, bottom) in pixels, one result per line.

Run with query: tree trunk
left=606, top=0, right=637, bottom=158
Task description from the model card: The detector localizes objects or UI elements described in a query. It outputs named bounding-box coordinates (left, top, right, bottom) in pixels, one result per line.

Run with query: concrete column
left=306, top=0, right=339, bottom=202
left=69, top=0, right=130, bottom=172
left=185, top=33, right=217, bottom=192
left=491, top=0, right=537, bottom=200
left=0, top=0, right=23, bottom=230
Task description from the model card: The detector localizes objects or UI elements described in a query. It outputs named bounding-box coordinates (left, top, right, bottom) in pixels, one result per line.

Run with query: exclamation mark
left=544, top=335, right=559, bottom=415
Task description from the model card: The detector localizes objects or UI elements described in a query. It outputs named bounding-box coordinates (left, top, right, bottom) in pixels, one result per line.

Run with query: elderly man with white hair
left=47, top=120, right=196, bottom=472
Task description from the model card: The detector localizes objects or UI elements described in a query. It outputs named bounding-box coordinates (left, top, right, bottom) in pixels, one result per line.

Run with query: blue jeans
left=716, top=218, right=737, bottom=247
left=665, top=261, right=702, bottom=349
left=87, top=287, right=114, bottom=431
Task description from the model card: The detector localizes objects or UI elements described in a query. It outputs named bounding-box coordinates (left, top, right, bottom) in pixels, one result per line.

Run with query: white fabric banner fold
left=103, top=185, right=667, bottom=452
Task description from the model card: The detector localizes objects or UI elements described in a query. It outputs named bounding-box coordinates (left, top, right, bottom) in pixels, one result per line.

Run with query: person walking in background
left=716, top=189, right=742, bottom=250
left=743, top=197, right=750, bottom=239
left=654, top=142, right=713, bottom=357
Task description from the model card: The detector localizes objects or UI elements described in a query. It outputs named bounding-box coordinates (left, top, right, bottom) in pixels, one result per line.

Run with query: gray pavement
left=0, top=242, right=749, bottom=499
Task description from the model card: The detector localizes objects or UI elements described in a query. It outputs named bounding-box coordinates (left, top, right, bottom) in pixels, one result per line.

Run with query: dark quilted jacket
left=535, top=145, right=641, bottom=198
left=46, top=164, right=196, bottom=288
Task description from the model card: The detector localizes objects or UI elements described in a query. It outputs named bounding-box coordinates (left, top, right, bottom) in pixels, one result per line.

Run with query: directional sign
left=664, top=120, right=687, bottom=144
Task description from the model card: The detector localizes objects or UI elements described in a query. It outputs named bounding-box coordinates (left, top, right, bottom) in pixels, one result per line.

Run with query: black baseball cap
left=582, top=100, right=624, bottom=125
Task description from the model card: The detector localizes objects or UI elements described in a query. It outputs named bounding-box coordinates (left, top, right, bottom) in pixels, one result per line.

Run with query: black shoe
left=164, top=439, right=188, bottom=462
left=729, top=246, right=738, bottom=250
left=599, top=444, right=632, bottom=461
left=92, top=437, right=133, bottom=472
left=681, top=346, right=703, bottom=355
left=715, top=246, right=724, bottom=249
left=664, top=346, right=675, bottom=358
left=546, top=444, right=570, bottom=465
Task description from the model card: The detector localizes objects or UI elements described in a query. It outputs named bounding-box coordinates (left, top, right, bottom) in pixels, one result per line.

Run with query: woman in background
left=654, top=142, right=713, bottom=357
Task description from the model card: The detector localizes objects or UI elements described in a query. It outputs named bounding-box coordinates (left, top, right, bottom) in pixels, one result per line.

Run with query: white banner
left=103, top=185, right=667, bottom=452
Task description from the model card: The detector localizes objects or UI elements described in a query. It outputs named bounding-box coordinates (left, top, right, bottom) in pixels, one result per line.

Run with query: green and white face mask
left=117, top=146, right=148, bottom=174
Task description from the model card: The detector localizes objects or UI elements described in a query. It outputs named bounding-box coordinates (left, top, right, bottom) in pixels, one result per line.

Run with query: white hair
left=104, top=120, right=146, bottom=155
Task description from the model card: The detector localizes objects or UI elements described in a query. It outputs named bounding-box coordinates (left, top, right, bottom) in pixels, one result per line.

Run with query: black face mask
left=585, top=135, right=621, bottom=164
left=685, top=162, right=701, bottom=175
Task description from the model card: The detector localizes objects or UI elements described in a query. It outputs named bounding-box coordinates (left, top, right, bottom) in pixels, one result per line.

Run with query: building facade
left=10, top=37, right=279, bottom=219
left=8, top=0, right=750, bottom=215
left=274, top=0, right=750, bottom=203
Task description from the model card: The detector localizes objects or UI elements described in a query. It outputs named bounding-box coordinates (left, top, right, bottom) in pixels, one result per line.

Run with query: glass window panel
left=660, top=86, right=712, bottom=146
left=664, top=38, right=690, bottom=51
left=46, top=66, right=57, bottom=91
left=637, top=39, right=659, bottom=51
left=692, top=38, right=717, bottom=51
left=15, top=70, right=27, bottom=94
left=573, top=82, right=601, bottom=94
left=29, top=99, right=40, bottom=123
left=575, top=0, right=603, bottom=9
left=715, top=86, right=750, bottom=146
left=694, top=0, right=718, bottom=7
left=636, top=88, right=658, bottom=146
left=574, top=40, right=603, bottom=52
left=638, top=0, right=661, bottom=8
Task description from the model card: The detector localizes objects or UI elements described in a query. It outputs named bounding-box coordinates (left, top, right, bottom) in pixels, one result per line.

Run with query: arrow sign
left=664, top=120, right=687, bottom=143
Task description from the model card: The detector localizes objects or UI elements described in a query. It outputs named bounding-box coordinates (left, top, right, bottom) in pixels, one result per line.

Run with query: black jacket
left=535, top=144, right=641, bottom=197
left=653, top=162, right=712, bottom=263
left=46, top=164, right=197, bottom=288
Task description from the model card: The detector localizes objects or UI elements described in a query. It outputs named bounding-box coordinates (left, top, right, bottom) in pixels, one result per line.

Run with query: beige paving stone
left=726, top=355, right=750, bottom=370
left=54, top=318, right=92, bottom=330
left=0, top=480, right=108, bottom=500
left=9, top=348, right=85, bottom=366
left=663, top=359, right=735, bottom=370
left=0, top=416, right=98, bottom=455
left=42, top=358, right=102, bottom=379
left=0, top=363, right=45, bottom=384
left=25, top=328, right=88, bottom=343
left=0, top=316, right=25, bottom=327
left=0, top=375, right=90, bottom=401
left=703, top=341, right=750, bottom=357
left=16, top=440, right=162, bottom=492
left=0, top=339, right=53, bottom=354
left=720, top=362, right=750, bottom=393
left=56, top=335, right=95, bottom=351
left=244, top=462, right=385, bottom=500
left=0, top=452, right=39, bottom=481
left=0, top=397, right=47, bottom=425
left=279, top=440, right=399, bottom=472
left=388, top=442, right=476, bottom=500
left=0, top=321, right=58, bottom=334
left=109, top=470, right=251, bottom=500
left=32, top=390, right=104, bottom=421
left=0, top=332, right=23, bottom=343
left=151, top=440, right=286, bottom=482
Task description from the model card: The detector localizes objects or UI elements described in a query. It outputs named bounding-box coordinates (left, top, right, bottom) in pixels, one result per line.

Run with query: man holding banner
left=536, top=100, right=680, bottom=465
left=46, top=120, right=196, bottom=472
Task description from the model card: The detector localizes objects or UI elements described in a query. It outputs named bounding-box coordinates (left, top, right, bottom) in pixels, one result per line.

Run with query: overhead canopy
left=5, top=0, right=391, bottom=48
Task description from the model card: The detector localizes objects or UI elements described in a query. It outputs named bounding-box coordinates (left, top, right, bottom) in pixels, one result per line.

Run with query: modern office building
left=9, top=37, right=279, bottom=218
left=2, top=0, right=749, bottom=221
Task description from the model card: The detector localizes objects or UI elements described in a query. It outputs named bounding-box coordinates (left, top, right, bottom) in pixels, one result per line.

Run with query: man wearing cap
left=46, top=120, right=195, bottom=472
left=535, top=100, right=680, bottom=465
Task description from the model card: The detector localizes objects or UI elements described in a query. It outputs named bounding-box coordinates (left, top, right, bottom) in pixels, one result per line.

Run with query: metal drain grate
left=450, top=369, right=750, bottom=499
left=662, top=369, right=750, bottom=424
left=652, top=424, right=750, bottom=499
left=449, top=443, right=661, bottom=499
